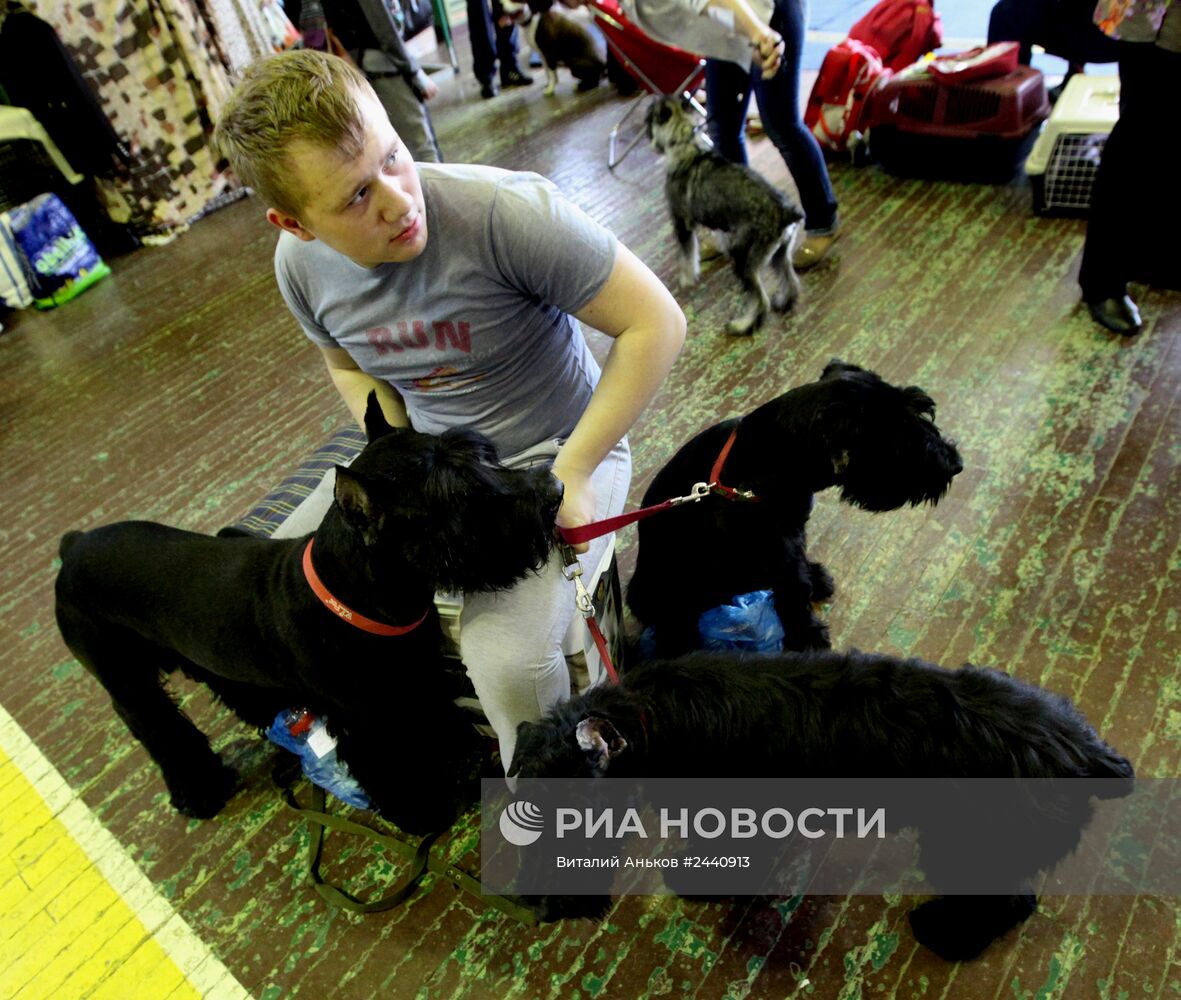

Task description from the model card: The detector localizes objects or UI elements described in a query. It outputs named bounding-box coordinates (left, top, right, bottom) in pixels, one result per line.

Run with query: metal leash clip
left=559, top=543, right=596, bottom=618
left=669, top=482, right=713, bottom=505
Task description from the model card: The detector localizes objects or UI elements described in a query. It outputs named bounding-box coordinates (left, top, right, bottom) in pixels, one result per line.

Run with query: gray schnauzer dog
left=645, top=95, right=805, bottom=336
left=55, top=393, right=563, bottom=835
left=509, top=648, right=1134, bottom=961
left=627, top=360, right=963, bottom=657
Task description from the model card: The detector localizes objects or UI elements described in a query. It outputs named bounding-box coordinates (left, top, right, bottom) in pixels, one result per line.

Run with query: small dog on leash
left=509, top=647, right=1135, bottom=961
left=646, top=95, right=805, bottom=335
left=626, top=360, right=963, bottom=656
left=501, top=0, right=606, bottom=95
left=54, top=393, right=562, bottom=835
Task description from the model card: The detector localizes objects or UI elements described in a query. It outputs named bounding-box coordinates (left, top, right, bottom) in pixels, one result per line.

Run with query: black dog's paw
left=808, top=561, right=835, bottom=603
left=909, top=893, right=1037, bottom=962
left=168, top=760, right=239, bottom=819
left=527, top=893, right=613, bottom=923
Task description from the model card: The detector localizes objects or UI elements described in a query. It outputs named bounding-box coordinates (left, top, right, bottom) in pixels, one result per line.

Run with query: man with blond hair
left=214, top=50, right=685, bottom=783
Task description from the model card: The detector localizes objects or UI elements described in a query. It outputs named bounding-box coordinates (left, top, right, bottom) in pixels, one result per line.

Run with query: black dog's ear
left=902, top=385, right=936, bottom=419
left=333, top=466, right=384, bottom=544
left=575, top=717, right=627, bottom=773
left=362, top=391, right=395, bottom=442
left=820, top=358, right=863, bottom=380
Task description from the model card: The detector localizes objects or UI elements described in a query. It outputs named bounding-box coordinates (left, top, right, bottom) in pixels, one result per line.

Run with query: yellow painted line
left=0, top=704, right=252, bottom=1000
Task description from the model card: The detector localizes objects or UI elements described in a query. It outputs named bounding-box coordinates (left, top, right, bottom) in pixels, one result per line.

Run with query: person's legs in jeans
left=489, top=0, right=529, bottom=84
left=467, top=0, right=498, bottom=87
left=704, top=57, right=755, bottom=164
left=467, top=0, right=498, bottom=84
left=754, top=0, right=838, bottom=236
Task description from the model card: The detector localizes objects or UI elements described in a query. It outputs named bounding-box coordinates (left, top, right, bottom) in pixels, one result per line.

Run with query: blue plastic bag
left=697, top=589, right=785, bottom=653
left=266, top=709, right=372, bottom=809
left=8, top=193, right=110, bottom=309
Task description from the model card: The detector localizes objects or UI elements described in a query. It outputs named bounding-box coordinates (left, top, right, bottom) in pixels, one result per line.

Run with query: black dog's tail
left=59, top=530, right=84, bottom=560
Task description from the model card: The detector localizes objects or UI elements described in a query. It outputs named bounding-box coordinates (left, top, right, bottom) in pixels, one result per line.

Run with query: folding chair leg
left=608, top=93, right=649, bottom=170
left=602, top=47, right=706, bottom=170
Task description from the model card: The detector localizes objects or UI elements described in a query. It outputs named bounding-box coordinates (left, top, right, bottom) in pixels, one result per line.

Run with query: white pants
left=273, top=436, right=632, bottom=774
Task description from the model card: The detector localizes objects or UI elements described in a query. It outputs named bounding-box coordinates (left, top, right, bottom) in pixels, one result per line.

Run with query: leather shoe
left=501, top=69, right=534, bottom=87
left=793, top=231, right=839, bottom=271
left=480, top=80, right=498, bottom=99
left=1086, top=295, right=1142, bottom=336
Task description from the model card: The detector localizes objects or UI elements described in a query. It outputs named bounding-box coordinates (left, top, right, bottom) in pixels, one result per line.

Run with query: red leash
left=560, top=548, right=621, bottom=685
left=557, top=426, right=759, bottom=547
left=559, top=426, right=759, bottom=685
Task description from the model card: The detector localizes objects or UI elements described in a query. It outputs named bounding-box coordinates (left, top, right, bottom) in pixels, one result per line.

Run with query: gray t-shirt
left=275, top=163, right=618, bottom=458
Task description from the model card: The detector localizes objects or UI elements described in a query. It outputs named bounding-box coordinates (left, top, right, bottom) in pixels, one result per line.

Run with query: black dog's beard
left=412, top=496, right=558, bottom=593
left=837, top=442, right=963, bottom=511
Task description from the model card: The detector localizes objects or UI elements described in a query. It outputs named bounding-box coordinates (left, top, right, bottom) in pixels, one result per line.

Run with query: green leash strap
left=424, top=853, right=538, bottom=926
left=280, top=783, right=537, bottom=924
left=283, top=784, right=436, bottom=914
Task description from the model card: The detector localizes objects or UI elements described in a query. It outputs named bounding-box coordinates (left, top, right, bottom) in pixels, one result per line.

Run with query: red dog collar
left=302, top=539, right=428, bottom=636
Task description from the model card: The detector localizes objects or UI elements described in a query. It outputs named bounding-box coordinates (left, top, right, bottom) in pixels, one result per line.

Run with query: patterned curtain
left=29, top=0, right=277, bottom=242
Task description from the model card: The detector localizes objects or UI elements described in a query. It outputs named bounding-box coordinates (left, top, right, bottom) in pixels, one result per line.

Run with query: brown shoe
left=793, top=230, right=839, bottom=271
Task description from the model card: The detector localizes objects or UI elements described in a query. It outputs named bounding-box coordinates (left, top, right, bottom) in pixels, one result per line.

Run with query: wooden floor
left=2, top=33, right=1180, bottom=1000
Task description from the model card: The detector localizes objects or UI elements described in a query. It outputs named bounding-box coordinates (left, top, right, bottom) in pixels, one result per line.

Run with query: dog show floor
left=2, top=6, right=1180, bottom=999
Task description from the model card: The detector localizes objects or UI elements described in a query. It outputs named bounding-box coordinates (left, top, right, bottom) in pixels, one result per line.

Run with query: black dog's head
left=801, top=360, right=963, bottom=511
left=509, top=684, right=642, bottom=779
left=330, top=393, right=563, bottom=592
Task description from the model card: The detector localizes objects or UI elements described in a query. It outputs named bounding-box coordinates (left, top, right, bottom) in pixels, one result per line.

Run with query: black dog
left=55, top=393, right=562, bottom=835
left=509, top=648, right=1135, bottom=960
left=627, top=360, right=963, bottom=656
left=646, top=95, right=804, bottom=335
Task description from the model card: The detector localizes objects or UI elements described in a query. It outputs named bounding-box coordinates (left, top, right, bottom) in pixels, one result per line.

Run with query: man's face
left=266, top=88, right=428, bottom=268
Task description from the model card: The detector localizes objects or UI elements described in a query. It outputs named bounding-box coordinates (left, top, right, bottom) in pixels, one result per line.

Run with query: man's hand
left=551, top=466, right=596, bottom=554
left=412, top=68, right=439, bottom=100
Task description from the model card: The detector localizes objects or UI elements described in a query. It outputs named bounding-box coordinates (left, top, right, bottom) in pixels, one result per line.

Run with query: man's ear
left=265, top=207, right=316, bottom=242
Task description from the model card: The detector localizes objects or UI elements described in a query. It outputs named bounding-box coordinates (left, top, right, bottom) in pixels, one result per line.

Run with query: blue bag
left=697, top=589, right=785, bottom=653
left=266, top=708, right=372, bottom=809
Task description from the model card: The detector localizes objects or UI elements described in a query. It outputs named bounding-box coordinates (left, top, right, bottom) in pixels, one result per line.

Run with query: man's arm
left=555, top=243, right=686, bottom=550
left=319, top=345, right=411, bottom=429
left=354, top=0, right=438, bottom=98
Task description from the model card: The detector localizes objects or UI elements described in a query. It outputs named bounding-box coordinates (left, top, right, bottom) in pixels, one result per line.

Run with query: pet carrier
left=866, top=62, right=1051, bottom=181
left=1024, top=73, right=1119, bottom=216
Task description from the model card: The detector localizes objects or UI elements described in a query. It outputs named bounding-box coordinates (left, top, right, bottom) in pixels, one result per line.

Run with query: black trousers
left=466, top=0, right=521, bottom=85
left=987, top=0, right=1118, bottom=66
left=1079, top=40, right=1181, bottom=300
